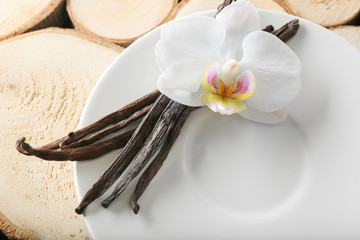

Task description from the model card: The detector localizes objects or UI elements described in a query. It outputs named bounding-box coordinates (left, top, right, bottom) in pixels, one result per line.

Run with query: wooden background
left=0, top=0, right=359, bottom=239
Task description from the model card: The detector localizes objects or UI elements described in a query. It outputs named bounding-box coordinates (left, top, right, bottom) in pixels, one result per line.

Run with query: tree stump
left=176, top=0, right=289, bottom=18
left=280, top=0, right=360, bottom=27
left=0, top=0, right=67, bottom=41
left=0, top=28, right=123, bottom=239
left=67, top=0, right=178, bottom=45
left=331, top=25, right=360, bottom=50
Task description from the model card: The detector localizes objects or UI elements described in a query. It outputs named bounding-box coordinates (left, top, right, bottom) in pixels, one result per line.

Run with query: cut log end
left=0, top=28, right=123, bottom=239
left=284, top=0, right=360, bottom=27
left=0, top=211, right=38, bottom=240
left=67, top=0, right=178, bottom=45
left=331, top=25, right=360, bottom=50
left=0, top=0, right=67, bottom=41
left=176, top=0, right=288, bottom=18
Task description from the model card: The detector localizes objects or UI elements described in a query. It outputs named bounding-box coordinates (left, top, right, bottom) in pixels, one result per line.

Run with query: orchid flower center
left=220, top=59, right=240, bottom=85
left=201, top=59, right=256, bottom=99
left=199, top=59, right=257, bottom=115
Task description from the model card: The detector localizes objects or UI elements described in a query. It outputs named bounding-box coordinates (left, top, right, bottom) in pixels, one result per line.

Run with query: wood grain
left=67, top=0, right=178, bottom=45
left=331, top=25, right=360, bottom=50
left=176, top=0, right=288, bottom=18
left=0, top=28, right=123, bottom=239
left=282, top=0, right=360, bottom=27
left=0, top=0, right=67, bottom=41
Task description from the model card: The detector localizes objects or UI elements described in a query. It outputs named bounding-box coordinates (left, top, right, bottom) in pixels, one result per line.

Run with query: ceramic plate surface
left=75, top=10, right=360, bottom=240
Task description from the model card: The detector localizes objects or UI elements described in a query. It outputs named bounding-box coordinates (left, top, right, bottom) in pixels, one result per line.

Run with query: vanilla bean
left=215, top=0, right=235, bottom=17
left=76, top=21, right=298, bottom=213
left=36, top=89, right=160, bottom=150
left=61, top=104, right=152, bottom=149
left=101, top=101, right=187, bottom=208
left=272, top=19, right=300, bottom=42
left=276, top=21, right=300, bottom=42
left=130, top=107, right=195, bottom=214
left=262, top=25, right=274, bottom=32
left=75, top=94, right=170, bottom=215
left=60, top=90, right=160, bottom=148
left=15, top=128, right=135, bottom=161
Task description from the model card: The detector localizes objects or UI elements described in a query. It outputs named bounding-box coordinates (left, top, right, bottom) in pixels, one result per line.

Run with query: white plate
left=75, top=10, right=360, bottom=239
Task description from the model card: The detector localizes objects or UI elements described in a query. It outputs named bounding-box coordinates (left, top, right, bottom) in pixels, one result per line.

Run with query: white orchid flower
left=155, top=0, right=302, bottom=124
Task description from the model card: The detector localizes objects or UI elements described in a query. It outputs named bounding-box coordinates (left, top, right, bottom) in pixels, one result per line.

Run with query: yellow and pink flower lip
left=200, top=61, right=256, bottom=115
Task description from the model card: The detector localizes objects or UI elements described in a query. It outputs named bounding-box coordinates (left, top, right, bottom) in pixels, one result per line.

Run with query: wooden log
left=278, top=0, right=360, bottom=27
left=0, top=28, right=123, bottom=239
left=176, top=0, right=289, bottom=18
left=331, top=25, right=360, bottom=50
left=0, top=0, right=67, bottom=41
left=0, top=212, right=37, bottom=240
left=67, top=0, right=178, bottom=45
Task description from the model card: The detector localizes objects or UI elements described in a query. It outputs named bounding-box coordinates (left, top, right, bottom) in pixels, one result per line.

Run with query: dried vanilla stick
left=101, top=101, right=187, bottom=208
left=130, top=107, right=195, bottom=214
left=75, top=94, right=171, bottom=214
left=61, top=104, right=152, bottom=149
left=15, top=128, right=135, bottom=161
left=60, top=90, right=160, bottom=148
left=38, top=89, right=160, bottom=150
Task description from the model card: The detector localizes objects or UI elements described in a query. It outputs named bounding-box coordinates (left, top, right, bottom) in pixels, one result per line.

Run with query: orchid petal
left=158, top=75, right=205, bottom=107
left=156, top=41, right=210, bottom=93
left=200, top=93, right=247, bottom=115
left=233, top=70, right=256, bottom=100
left=239, top=31, right=302, bottom=112
left=244, top=70, right=301, bottom=112
left=239, top=106, right=288, bottom=124
left=240, top=31, right=302, bottom=77
left=161, top=15, right=225, bottom=57
left=156, top=15, right=224, bottom=93
left=201, top=62, right=220, bottom=93
left=216, top=0, right=260, bottom=60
